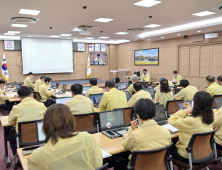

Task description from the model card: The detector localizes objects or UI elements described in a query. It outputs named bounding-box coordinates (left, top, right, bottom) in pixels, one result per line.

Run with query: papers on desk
left=101, top=148, right=111, bottom=159
left=116, top=130, right=127, bottom=136
left=6, top=94, right=15, bottom=97
left=162, top=124, right=179, bottom=133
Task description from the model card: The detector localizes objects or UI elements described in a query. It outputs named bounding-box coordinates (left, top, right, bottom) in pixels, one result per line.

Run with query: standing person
left=24, top=72, right=35, bottom=88
left=34, top=76, right=45, bottom=92
left=173, top=70, right=182, bottom=83
left=28, top=104, right=103, bottom=170
left=206, top=75, right=222, bottom=97
left=125, top=75, right=138, bottom=96
left=85, top=78, right=103, bottom=98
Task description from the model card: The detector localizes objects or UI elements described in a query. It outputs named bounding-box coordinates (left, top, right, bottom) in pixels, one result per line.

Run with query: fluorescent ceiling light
left=0, top=36, right=20, bottom=40
left=161, top=37, right=164, bottom=38
left=11, top=24, right=27, bottom=27
left=178, top=34, right=181, bottom=36
left=85, top=37, right=94, bottom=39
left=94, top=18, right=113, bottom=22
left=73, top=39, right=130, bottom=44
left=99, top=36, right=110, bottom=39
left=50, top=35, right=60, bottom=37
left=115, top=32, right=128, bottom=35
left=147, top=39, right=150, bottom=41
left=19, top=9, right=41, bottom=15
left=198, top=31, right=201, bottom=32
left=134, top=0, right=162, bottom=8
left=72, top=28, right=81, bottom=31
left=29, top=36, right=31, bottom=37
left=7, top=31, right=21, bottom=34
left=60, top=34, right=72, bottom=36
left=144, top=24, right=161, bottom=28
left=192, top=11, right=215, bottom=17
left=4, top=33, right=15, bottom=35
left=135, top=38, right=137, bottom=39
left=139, top=16, right=222, bottom=38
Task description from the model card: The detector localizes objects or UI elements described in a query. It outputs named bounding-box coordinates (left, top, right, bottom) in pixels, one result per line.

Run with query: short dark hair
left=206, top=75, right=215, bottom=82
left=143, top=69, right=147, bottom=72
left=192, top=91, right=214, bottom=125
left=180, top=79, right=189, bottom=88
left=89, top=78, right=97, bottom=86
left=28, top=72, right=33, bottom=76
left=105, top=79, right=115, bottom=88
left=0, top=79, right=6, bottom=84
left=160, top=79, right=171, bottom=93
left=173, top=70, right=177, bottom=74
left=217, top=76, right=222, bottom=83
left=45, top=77, right=52, bottom=83
left=134, top=98, right=156, bottom=120
left=40, top=76, right=46, bottom=79
left=133, top=82, right=143, bottom=91
left=71, top=83, right=83, bottom=95
left=18, top=86, right=32, bottom=97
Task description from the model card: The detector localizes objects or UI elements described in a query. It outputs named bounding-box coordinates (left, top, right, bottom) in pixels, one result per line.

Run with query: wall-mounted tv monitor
left=134, top=48, right=159, bottom=65
left=90, top=52, right=107, bottom=65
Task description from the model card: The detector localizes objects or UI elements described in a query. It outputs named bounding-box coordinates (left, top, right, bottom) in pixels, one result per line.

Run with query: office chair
left=127, top=143, right=174, bottom=170
left=212, top=95, right=222, bottom=108
left=33, top=92, right=41, bottom=102
left=95, top=163, right=109, bottom=170
left=173, top=128, right=218, bottom=170
left=165, top=99, right=183, bottom=116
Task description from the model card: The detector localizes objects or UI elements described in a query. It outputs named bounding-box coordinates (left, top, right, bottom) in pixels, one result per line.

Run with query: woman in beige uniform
left=28, top=104, right=103, bottom=170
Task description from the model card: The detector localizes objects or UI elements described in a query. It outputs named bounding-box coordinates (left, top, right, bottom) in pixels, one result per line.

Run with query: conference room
left=1, top=0, right=222, bottom=170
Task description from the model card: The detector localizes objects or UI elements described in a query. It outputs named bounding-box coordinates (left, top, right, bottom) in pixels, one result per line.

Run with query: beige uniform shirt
left=213, top=108, right=222, bottom=146
left=173, top=75, right=182, bottom=82
left=65, top=95, right=95, bottom=115
left=128, top=90, right=152, bottom=107
left=155, top=81, right=174, bottom=90
left=99, top=88, right=128, bottom=112
left=0, top=88, right=13, bottom=105
left=34, top=79, right=43, bottom=92
left=95, top=57, right=103, bottom=64
left=142, top=73, right=150, bottom=81
left=206, top=82, right=222, bottom=97
left=8, top=97, right=47, bottom=132
left=123, top=120, right=171, bottom=159
left=24, top=76, right=35, bottom=88
left=39, top=83, right=54, bottom=102
left=85, top=86, right=104, bottom=98
left=168, top=110, right=213, bottom=159
left=28, top=132, right=103, bottom=170
left=174, top=85, right=198, bottom=101
left=125, top=83, right=136, bottom=96
left=155, top=90, right=173, bottom=108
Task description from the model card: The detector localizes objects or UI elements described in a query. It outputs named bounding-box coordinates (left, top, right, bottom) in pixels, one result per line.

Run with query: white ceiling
left=1, top=0, right=222, bottom=43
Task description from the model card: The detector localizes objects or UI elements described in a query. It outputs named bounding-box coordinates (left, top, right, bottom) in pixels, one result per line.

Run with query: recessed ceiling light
left=178, top=34, right=181, bottom=36
left=134, top=0, right=162, bottom=8
left=99, top=36, right=110, bottom=39
left=68, top=38, right=70, bottom=39
left=192, top=11, right=215, bottom=17
left=29, top=36, right=31, bottom=37
left=115, top=32, right=128, bottom=35
left=94, top=18, right=113, bottom=22
left=7, top=31, right=21, bottom=34
left=11, top=24, right=27, bottom=28
left=198, top=31, right=201, bottom=32
left=85, top=37, right=94, bottom=39
left=147, top=39, right=150, bottom=41
left=135, top=38, right=137, bottom=39
left=72, top=28, right=81, bottom=31
left=72, top=39, right=130, bottom=44
left=161, top=37, right=164, bottom=38
left=4, top=33, right=15, bottom=35
left=50, top=35, right=60, bottom=38
left=19, top=9, right=41, bottom=15
left=0, top=36, right=20, bottom=40
left=144, top=24, right=161, bottom=28
left=60, top=34, right=72, bottom=36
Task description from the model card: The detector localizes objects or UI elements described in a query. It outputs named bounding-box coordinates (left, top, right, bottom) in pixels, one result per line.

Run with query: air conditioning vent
left=11, top=17, right=38, bottom=23
left=127, top=28, right=145, bottom=32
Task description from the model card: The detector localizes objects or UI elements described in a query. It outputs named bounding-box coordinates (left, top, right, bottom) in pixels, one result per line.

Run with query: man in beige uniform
left=173, top=70, right=182, bottom=83
left=24, top=72, right=35, bottom=88
left=85, top=78, right=103, bottom=98
left=34, top=76, right=45, bottom=92
left=125, top=75, right=138, bottom=96
left=206, top=75, right=222, bottom=97
left=65, top=83, right=95, bottom=115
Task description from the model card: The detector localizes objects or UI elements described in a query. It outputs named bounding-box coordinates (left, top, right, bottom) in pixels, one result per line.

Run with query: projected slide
left=21, top=38, right=73, bottom=74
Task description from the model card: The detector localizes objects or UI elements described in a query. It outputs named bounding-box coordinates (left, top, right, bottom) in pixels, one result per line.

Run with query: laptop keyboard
left=111, top=127, right=129, bottom=132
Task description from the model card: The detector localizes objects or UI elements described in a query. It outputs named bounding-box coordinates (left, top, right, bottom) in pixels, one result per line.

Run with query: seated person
left=217, top=75, right=222, bottom=86
left=99, top=79, right=128, bottom=111
left=123, top=98, right=171, bottom=160
left=155, top=79, right=173, bottom=108
left=174, top=79, right=198, bottom=101
left=95, top=54, right=103, bottom=64
left=213, top=107, right=222, bottom=150
left=128, top=82, right=152, bottom=107
left=24, top=72, right=35, bottom=88
left=28, top=104, right=102, bottom=170
left=125, top=75, right=138, bottom=96
left=206, top=75, right=222, bottom=97
left=169, top=91, right=214, bottom=163
left=141, top=69, right=150, bottom=81
left=0, top=79, right=17, bottom=112
left=8, top=86, right=47, bottom=156
left=155, top=77, right=174, bottom=90
left=172, top=70, right=182, bottom=83
left=85, top=78, right=104, bottom=98
left=34, top=76, right=45, bottom=92
left=39, top=77, right=56, bottom=106
left=65, top=83, right=95, bottom=114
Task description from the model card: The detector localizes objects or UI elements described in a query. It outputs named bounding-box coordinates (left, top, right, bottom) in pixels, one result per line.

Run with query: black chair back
left=95, top=163, right=109, bottom=170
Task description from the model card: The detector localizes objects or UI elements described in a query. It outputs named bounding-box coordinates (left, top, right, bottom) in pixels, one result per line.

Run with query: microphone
left=198, top=80, right=207, bottom=90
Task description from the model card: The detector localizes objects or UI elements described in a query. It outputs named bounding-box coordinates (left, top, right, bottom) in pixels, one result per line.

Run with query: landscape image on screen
left=135, top=48, right=159, bottom=65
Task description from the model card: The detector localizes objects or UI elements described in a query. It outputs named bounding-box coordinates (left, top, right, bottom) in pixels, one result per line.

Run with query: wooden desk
left=5, top=90, right=20, bottom=102
left=54, top=91, right=72, bottom=98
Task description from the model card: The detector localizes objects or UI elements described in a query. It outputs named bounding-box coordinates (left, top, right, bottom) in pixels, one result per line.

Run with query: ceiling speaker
left=11, top=17, right=37, bottom=23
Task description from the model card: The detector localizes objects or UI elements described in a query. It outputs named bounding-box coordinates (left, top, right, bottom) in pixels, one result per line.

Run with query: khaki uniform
left=0, top=88, right=13, bottom=105
left=155, top=90, right=173, bottom=108
left=213, top=108, right=222, bottom=146
left=8, top=97, right=47, bottom=132
left=28, top=132, right=103, bottom=170
left=168, top=110, right=213, bottom=159
left=142, top=73, right=150, bottom=81
left=99, top=88, right=128, bottom=112
left=174, top=85, right=198, bottom=101
left=34, top=79, right=43, bottom=92
left=123, top=120, right=171, bottom=159
left=125, top=83, right=136, bottom=96
left=128, top=90, right=152, bottom=107
left=206, top=82, right=222, bottom=97
left=85, top=86, right=104, bottom=98
left=39, top=83, right=54, bottom=102
left=95, top=57, right=103, bottom=64
left=155, top=81, right=174, bottom=90
left=24, top=76, right=35, bottom=88
left=173, top=75, right=182, bottom=82
left=65, top=95, right=95, bottom=115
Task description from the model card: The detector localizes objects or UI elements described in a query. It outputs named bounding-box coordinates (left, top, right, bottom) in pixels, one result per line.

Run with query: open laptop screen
left=214, top=98, right=222, bottom=109
left=117, top=83, right=127, bottom=90
left=178, top=100, right=192, bottom=110
left=143, top=88, right=155, bottom=96
left=124, top=91, right=130, bottom=101
left=55, top=97, right=72, bottom=104
left=153, top=104, right=167, bottom=122
left=89, top=93, right=103, bottom=104
left=83, top=86, right=91, bottom=92
left=99, top=109, right=125, bottom=129
left=37, top=121, right=46, bottom=142
left=61, top=84, right=67, bottom=92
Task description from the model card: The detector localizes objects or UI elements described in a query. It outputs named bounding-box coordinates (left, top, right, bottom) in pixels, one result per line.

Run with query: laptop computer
left=36, top=121, right=46, bottom=143
left=56, top=84, right=67, bottom=94
left=55, top=97, right=72, bottom=104
left=89, top=93, right=104, bottom=107
left=143, top=88, right=155, bottom=100
left=124, top=91, right=130, bottom=101
left=83, top=86, right=91, bottom=95
left=117, top=82, right=127, bottom=90
left=52, top=82, right=60, bottom=89
left=214, top=97, right=222, bottom=109
left=177, top=100, right=192, bottom=110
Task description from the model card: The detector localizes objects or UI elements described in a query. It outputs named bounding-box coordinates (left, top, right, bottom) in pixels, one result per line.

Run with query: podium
left=110, top=69, right=130, bottom=83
